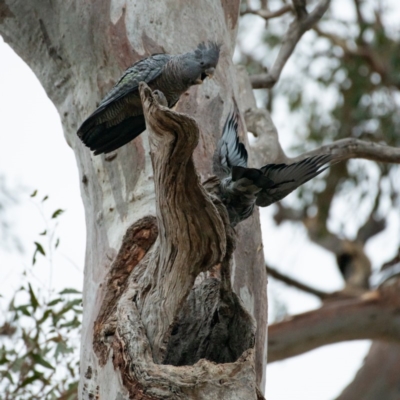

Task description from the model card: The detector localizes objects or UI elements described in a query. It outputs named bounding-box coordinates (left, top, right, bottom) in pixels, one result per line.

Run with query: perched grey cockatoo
left=78, top=42, right=220, bottom=155
left=209, top=110, right=334, bottom=226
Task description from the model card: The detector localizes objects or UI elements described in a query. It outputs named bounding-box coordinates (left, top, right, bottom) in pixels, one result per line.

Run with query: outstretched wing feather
left=215, top=110, right=248, bottom=177
left=256, top=154, right=333, bottom=206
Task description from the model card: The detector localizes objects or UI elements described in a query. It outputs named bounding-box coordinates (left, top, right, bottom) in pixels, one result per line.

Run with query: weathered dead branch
left=91, top=84, right=260, bottom=399
left=266, top=265, right=335, bottom=300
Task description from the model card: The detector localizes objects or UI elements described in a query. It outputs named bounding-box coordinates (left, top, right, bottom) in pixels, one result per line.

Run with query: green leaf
left=55, top=341, right=73, bottom=359
left=11, top=357, right=25, bottom=372
left=57, top=299, right=82, bottom=315
left=30, top=190, right=38, bottom=198
left=37, top=309, right=52, bottom=324
left=31, top=354, right=55, bottom=370
left=51, top=209, right=65, bottom=219
left=59, top=288, right=81, bottom=295
left=34, top=242, right=46, bottom=256
left=39, top=230, right=47, bottom=236
left=52, top=299, right=81, bottom=326
left=0, top=354, right=9, bottom=366
left=28, top=284, right=39, bottom=311
left=67, top=299, right=82, bottom=307
left=15, top=305, right=31, bottom=317
left=1, top=370, right=14, bottom=384
left=32, top=249, right=37, bottom=265
left=55, top=238, right=60, bottom=248
left=32, top=242, right=46, bottom=265
left=47, top=298, right=62, bottom=307
left=20, top=371, right=43, bottom=387
left=59, top=316, right=81, bottom=329
left=42, top=195, right=49, bottom=202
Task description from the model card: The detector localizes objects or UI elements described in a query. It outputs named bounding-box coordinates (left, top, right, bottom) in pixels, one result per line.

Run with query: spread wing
left=256, top=154, right=333, bottom=207
left=214, top=110, right=248, bottom=178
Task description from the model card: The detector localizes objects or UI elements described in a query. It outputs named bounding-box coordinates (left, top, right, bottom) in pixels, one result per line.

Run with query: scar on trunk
left=93, top=216, right=158, bottom=366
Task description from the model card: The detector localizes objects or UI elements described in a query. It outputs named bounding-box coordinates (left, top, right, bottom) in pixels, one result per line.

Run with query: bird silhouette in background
left=77, top=42, right=220, bottom=155
left=207, top=110, right=335, bottom=226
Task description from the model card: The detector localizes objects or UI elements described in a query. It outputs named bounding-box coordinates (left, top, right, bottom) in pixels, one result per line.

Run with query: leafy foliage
left=0, top=190, right=81, bottom=400
left=239, top=1, right=400, bottom=241
left=0, top=283, right=81, bottom=399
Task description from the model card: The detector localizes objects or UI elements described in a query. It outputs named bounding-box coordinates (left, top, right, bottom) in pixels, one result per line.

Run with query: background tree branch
left=241, top=4, right=293, bottom=21
left=290, top=138, right=400, bottom=164
left=268, top=281, right=400, bottom=363
left=250, top=0, right=331, bottom=89
left=266, top=265, right=333, bottom=299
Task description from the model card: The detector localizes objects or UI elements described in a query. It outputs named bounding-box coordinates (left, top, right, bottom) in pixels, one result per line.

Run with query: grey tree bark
left=0, top=0, right=267, bottom=398
left=336, top=342, right=400, bottom=400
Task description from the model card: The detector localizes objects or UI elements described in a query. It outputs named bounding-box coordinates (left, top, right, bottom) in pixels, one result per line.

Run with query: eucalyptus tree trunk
left=0, top=1, right=267, bottom=398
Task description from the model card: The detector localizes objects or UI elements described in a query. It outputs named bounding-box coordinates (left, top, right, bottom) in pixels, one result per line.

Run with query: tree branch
left=241, top=5, right=292, bottom=21
left=136, top=83, right=229, bottom=362
left=267, top=265, right=332, bottom=299
left=356, top=191, right=385, bottom=244
left=337, top=252, right=400, bottom=400
left=268, top=282, right=400, bottom=362
left=289, top=138, right=400, bottom=164
left=313, top=26, right=388, bottom=77
left=250, top=0, right=331, bottom=89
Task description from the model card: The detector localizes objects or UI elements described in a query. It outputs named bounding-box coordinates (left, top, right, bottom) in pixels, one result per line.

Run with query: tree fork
left=89, top=83, right=261, bottom=399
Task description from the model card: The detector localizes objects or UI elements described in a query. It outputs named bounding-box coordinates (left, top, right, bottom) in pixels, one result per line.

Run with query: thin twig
left=267, top=265, right=332, bottom=299
left=313, top=26, right=387, bottom=77
left=250, top=0, right=331, bottom=89
left=241, top=4, right=292, bottom=20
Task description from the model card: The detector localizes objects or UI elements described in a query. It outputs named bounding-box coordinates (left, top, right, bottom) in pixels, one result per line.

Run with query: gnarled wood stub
left=91, top=84, right=259, bottom=399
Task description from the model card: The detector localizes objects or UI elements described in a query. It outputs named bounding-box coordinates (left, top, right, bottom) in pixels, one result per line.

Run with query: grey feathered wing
left=255, top=155, right=333, bottom=207
left=77, top=54, right=171, bottom=155
left=214, top=109, right=334, bottom=225
left=214, top=110, right=248, bottom=177
left=214, top=110, right=272, bottom=226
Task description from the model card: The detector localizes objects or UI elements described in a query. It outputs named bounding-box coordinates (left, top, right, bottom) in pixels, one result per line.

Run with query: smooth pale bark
left=0, top=0, right=267, bottom=398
